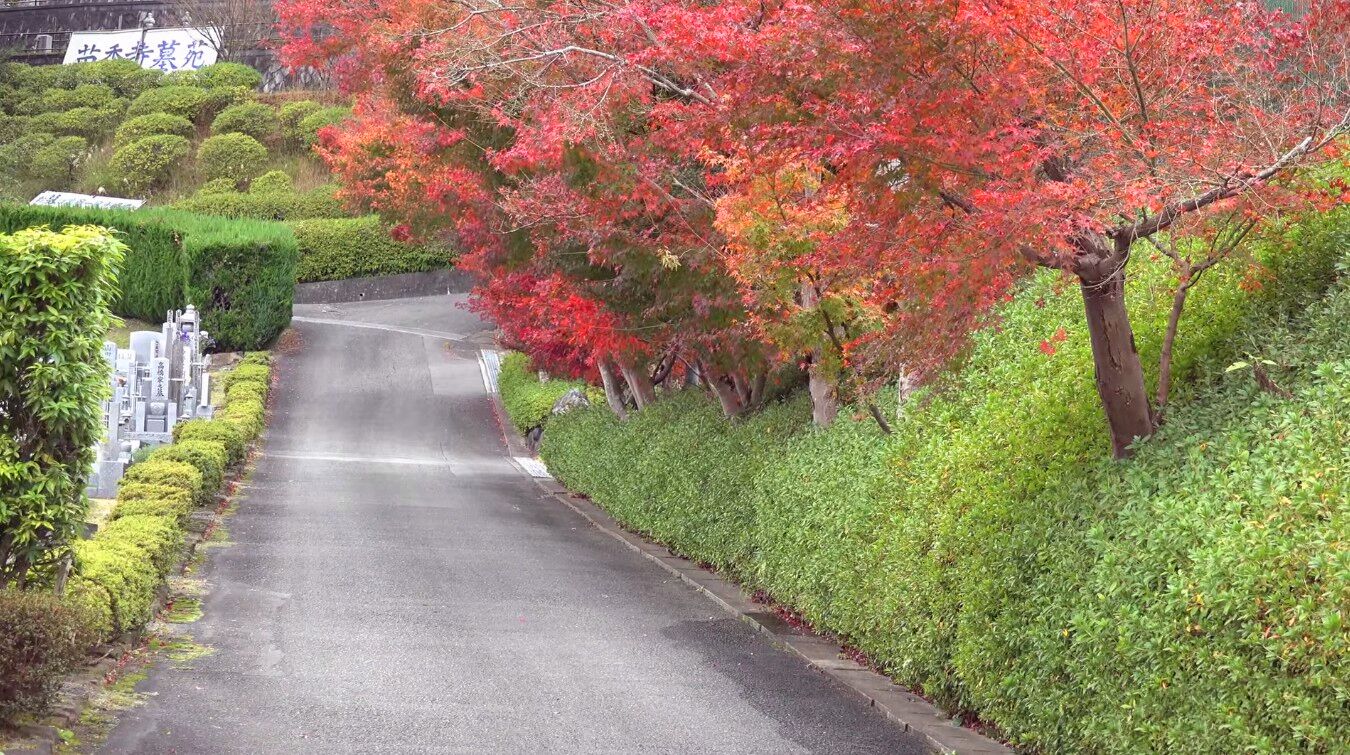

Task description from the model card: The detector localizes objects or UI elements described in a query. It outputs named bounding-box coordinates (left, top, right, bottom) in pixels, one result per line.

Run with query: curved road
left=100, top=294, right=926, bottom=754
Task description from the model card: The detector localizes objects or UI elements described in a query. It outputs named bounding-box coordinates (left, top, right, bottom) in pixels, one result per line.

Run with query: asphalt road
left=99, top=293, right=927, bottom=754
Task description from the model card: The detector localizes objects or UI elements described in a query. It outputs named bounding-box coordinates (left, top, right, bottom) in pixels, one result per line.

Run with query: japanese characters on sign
left=62, top=28, right=219, bottom=71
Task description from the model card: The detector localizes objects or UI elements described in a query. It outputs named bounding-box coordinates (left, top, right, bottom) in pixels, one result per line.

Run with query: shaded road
left=100, top=294, right=927, bottom=754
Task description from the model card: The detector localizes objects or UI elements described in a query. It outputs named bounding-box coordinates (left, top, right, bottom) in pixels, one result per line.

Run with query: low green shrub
left=498, top=352, right=601, bottom=435
left=197, top=133, right=268, bottom=182
left=295, top=107, right=349, bottom=147
left=0, top=132, right=54, bottom=177
left=62, top=576, right=113, bottom=642
left=279, top=100, right=323, bottom=148
left=173, top=183, right=347, bottom=220
left=31, top=104, right=124, bottom=140
left=17, top=83, right=118, bottom=114
left=211, top=101, right=280, bottom=142
left=225, top=380, right=266, bottom=405
left=95, top=515, right=180, bottom=577
left=240, top=351, right=272, bottom=367
left=173, top=419, right=247, bottom=465
left=220, top=399, right=266, bottom=440
left=539, top=206, right=1350, bottom=753
left=198, top=86, right=250, bottom=125
left=71, top=538, right=158, bottom=635
left=119, top=459, right=203, bottom=506
left=105, top=134, right=191, bottom=196
left=145, top=440, right=227, bottom=505
left=111, top=483, right=193, bottom=522
left=0, top=590, right=96, bottom=720
left=0, top=114, right=33, bottom=142
left=113, top=112, right=195, bottom=147
left=52, top=60, right=162, bottom=98
left=249, top=170, right=293, bottom=194
left=126, top=85, right=209, bottom=121
left=29, top=136, right=87, bottom=184
left=222, top=363, right=271, bottom=391
left=196, top=177, right=240, bottom=195
left=292, top=216, right=450, bottom=282
left=191, top=63, right=263, bottom=91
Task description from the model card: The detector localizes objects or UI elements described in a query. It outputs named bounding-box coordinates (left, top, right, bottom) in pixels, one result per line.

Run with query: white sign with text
left=63, top=27, right=219, bottom=72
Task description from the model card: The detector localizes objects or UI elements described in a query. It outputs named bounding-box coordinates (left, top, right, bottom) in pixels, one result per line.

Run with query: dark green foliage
left=17, top=84, right=117, bottom=114
left=105, top=134, right=192, bottom=196
left=174, top=420, right=247, bottom=465
left=295, top=107, right=349, bottom=147
left=197, top=86, right=250, bottom=125
left=0, top=132, right=54, bottom=178
left=197, top=132, right=268, bottom=182
left=539, top=208, right=1350, bottom=753
left=279, top=100, right=322, bottom=149
left=173, top=183, right=347, bottom=220
left=497, top=352, right=601, bottom=435
left=211, top=102, right=280, bottom=142
left=249, top=170, right=293, bottom=194
left=28, top=136, right=88, bottom=184
left=126, top=85, right=210, bottom=121
left=113, top=113, right=195, bottom=147
left=292, top=215, right=450, bottom=282
left=0, top=590, right=96, bottom=720
left=0, top=205, right=298, bottom=351
left=197, top=178, right=241, bottom=195
left=0, top=227, right=124, bottom=588
left=145, top=441, right=228, bottom=505
left=31, top=104, right=126, bottom=140
left=187, top=63, right=263, bottom=91
left=48, top=60, right=163, bottom=99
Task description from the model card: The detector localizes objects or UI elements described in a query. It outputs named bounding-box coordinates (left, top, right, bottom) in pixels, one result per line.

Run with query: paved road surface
left=100, top=294, right=927, bottom=754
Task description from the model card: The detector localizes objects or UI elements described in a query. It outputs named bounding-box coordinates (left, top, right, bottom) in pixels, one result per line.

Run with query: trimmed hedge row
left=174, top=184, right=347, bottom=221
left=0, top=205, right=297, bottom=351
left=67, top=355, right=272, bottom=643
left=291, top=216, right=451, bottom=283
left=537, top=207, right=1350, bottom=754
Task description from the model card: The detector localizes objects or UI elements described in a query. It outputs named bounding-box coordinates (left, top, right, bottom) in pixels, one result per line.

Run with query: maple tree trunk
left=704, top=363, right=748, bottom=417
left=1079, top=267, right=1154, bottom=458
left=617, top=358, right=657, bottom=409
left=597, top=358, right=629, bottom=420
left=807, top=353, right=839, bottom=427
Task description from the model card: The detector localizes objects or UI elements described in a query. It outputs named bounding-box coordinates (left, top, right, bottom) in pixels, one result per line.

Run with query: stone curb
left=526, top=476, right=1014, bottom=755
left=293, top=268, right=474, bottom=305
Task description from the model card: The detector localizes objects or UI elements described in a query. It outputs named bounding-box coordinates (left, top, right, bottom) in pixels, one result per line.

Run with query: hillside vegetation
left=536, top=207, right=1350, bottom=753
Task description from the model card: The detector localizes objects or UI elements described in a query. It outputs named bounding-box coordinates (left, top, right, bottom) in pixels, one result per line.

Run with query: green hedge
left=211, top=102, right=280, bottom=142
left=126, top=85, right=210, bottom=121
left=197, top=132, right=268, bottom=182
left=292, top=215, right=450, bottom=283
left=173, top=183, right=348, bottom=221
left=113, top=112, right=195, bottom=147
left=0, top=205, right=298, bottom=351
left=145, top=441, right=227, bottom=506
left=104, top=134, right=192, bottom=196
left=497, top=352, right=601, bottom=435
left=0, top=226, right=124, bottom=587
left=539, top=207, right=1350, bottom=754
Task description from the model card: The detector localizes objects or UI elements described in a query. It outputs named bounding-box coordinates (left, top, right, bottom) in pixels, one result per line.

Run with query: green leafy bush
left=29, top=136, right=88, bottom=184
left=0, top=205, right=298, bottom=351
left=211, top=101, right=280, bottom=142
left=0, top=132, right=54, bottom=177
left=539, top=207, right=1350, bottom=753
left=220, top=399, right=266, bottom=440
left=126, top=85, right=210, bottom=121
left=221, top=363, right=271, bottom=391
left=18, top=83, right=118, bottom=114
left=0, top=114, right=33, bottom=142
left=95, top=515, right=181, bottom=577
left=279, top=100, right=323, bottom=148
left=119, top=459, right=203, bottom=507
left=57, top=60, right=162, bottom=98
left=70, top=537, right=158, bottom=635
left=197, top=132, right=268, bottom=182
left=225, top=380, right=266, bottom=405
left=30, top=103, right=125, bottom=140
left=249, top=170, right=293, bottom=194
left=113, top=112, right=195, bottom=147
left=145, top=440, right=228, bottom=505
left=105, top=134, right=192, bottom=196
left=173, top=419, right=247, bottom=466
left=173, top=183, right=347, bottom=220
left=191, top=63, right=263, bottom=91
left=0, top=226, right=124, bottom=587
left=0, top=590, right=96, bottom=720
left=110, top=483, right=193, bottom=522
left=295, top=107, right=349, bottom=147
left=292, top=215, right=450, bottom=282
left=498, top=352, right=602, bottom=435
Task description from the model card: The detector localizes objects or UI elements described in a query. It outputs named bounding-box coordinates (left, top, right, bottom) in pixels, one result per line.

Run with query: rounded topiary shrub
left=199, top=85, right=250, bottom=124
left=249, top=170, right=293, bottom=194
left=126, top=85, right=210, bottom=121
left=197, top=132, right=268, bottom=182
left=114, top=112, right=194, bottom=147
left=104, top=134, right=191, bottom=196
left=34, top=104, right=125, bottom=140
left=29, top=135, right=87, bottom=183
left=211, top=101, right=280, bottom=142
left=195, top=177, right=240, bottom=195
left=279, top=100, right=322, bottom=148
left=295, top=107, right=350, bottom=147
left=194, top=63, right=263, bottom=91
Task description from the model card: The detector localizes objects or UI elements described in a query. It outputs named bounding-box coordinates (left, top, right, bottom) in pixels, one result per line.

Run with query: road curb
left=527, top=475, right=1014, bottom=755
